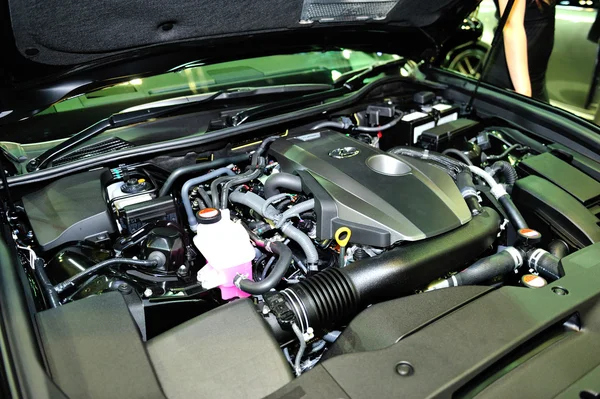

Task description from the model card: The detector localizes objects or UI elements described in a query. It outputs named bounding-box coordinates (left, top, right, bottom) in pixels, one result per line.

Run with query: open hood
left=0, top=0, right=480, bottom=121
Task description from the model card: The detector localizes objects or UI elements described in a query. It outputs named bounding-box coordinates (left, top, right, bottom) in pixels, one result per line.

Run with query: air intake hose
left=268, top=208, right=501, bottom=332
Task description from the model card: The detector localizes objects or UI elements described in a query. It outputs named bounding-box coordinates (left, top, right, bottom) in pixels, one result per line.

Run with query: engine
left=10, top=92, right=593, bottom=394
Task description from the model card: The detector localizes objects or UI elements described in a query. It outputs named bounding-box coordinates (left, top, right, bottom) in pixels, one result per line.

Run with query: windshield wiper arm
left=27, top=91, right=225, bottom=171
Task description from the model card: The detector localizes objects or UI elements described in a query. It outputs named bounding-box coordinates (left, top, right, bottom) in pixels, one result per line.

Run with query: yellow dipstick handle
left=335, top=227, right=352, bottom=267
left=335, top=227, right=352, bottom=248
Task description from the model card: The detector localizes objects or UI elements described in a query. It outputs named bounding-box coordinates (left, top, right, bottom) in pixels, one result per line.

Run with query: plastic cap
left=521, top=274, right=547, bottom=288
left=518, top=228, right=542, bottom=245
left=196, top=208, right=222, bottom=225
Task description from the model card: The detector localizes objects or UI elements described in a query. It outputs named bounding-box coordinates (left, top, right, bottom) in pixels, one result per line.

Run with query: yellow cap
left=137, top=178, right=146, bottom=184
left=334, top=227, right=352, bottom=248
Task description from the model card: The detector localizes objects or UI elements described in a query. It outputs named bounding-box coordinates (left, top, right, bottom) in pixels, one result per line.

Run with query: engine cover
left=269, top=130, right=471, bottom=246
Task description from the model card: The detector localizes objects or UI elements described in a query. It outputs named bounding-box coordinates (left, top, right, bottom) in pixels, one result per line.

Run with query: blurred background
left=444, top=0, right=600, bottom=122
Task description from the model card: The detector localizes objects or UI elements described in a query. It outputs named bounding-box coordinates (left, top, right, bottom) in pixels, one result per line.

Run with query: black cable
left=54, top=258, right=158, bottom=293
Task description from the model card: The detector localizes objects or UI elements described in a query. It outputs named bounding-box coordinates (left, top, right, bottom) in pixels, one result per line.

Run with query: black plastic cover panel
left=36, top=292, right=165, bottom=399
left=22, top=168, right=116, bottom=251
left=512, top=175, right=600, bottom=248
left=146, top=299, right=292, bottom=399
left=270, top=130, right=471, bottom=245
left=520, top=152, right=600, bottom=206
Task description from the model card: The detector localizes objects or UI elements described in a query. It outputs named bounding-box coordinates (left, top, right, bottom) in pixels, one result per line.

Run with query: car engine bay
left=6, top=87, right=600, bottom=398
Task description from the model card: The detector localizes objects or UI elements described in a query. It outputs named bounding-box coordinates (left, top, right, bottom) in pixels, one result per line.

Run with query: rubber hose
left=54, top=258, right=159, bottom=294
left=280, top=223, right=319, bottom=267
left=431, top=248, right=523, bottom=288
left=276, top=199, right=316, bottom=228
left=181, top=167, right=235, bottom=230
left=251, top=136, right=280, bottom=165
left=352, top=114, right=404, bottom=133
left=229, top=190, right=279, bottom=220
left=197, top=187, right=213, bottom=211
left=262, top=194, right=292, bottom=218
left=548, top=239, right=569, bottom=260
left=230, top=191, right=319, bottom=268
left=220, top=161, right=265, bottom=209
left=311, top=121, right=351, bottom=131
left=277, top=208, right=501, bottom=331
left=498, top=195, right=528, bottom=230
left=528, top=249, right=564, bottom=281
left=34, top=259, right=61, bottom=308
left=488, top=161, right=518, bottom=186
left=485, top=144, right=522, bottom=162
left=442, top=148, right=474, bottom=166
left=236, top=241, right=292, bottom=294
left=264, top=173, right=303, bottom=198
left=456, top=170, right=483, bottom=215
left=158, top=153, right=249, bottom=197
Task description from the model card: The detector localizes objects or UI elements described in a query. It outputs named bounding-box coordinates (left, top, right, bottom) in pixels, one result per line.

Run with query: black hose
left=210, top=174, right=238, bottom=209
left=54, top=258, right=159, bottom=294
left=485, top=144, right=522, bottom=162
left=548, top=239, right=569, bottom=260
left=498, top=195, right=528, bottom=230
left=442, top=148, right=473, bottom=166
left=528, top=248, right=564, bottom=281
left=252, top=136, right=280, bottom=165
left=34, top=259, right=61, bottom=308
left=488, top=161, right=518, bottom=186
left=274, top=208, right=501, bottom=331
left=432, top=248, right=523, bottom=288
left=158, top=153, right=249, bottom=197
left=264, top=173, right=303, bottom=198
left=236, top=241, right=293, bottom=295
left=219, top=159, right=265, bottom=208
left=456, top=171, right=483, bottom=215
left=197, top=187, right=213, bottom=210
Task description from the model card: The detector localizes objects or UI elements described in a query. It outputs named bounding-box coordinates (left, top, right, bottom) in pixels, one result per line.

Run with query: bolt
left=552, top=287, right=569, bottom=296
left=177, top=265, right=188, bottom=277
left=262, top=305, right=271, bottom=315
left=118, top=283, right=132, bottom=294
left=395, top=362, right=414, bottom=376
left=144, top=288, right=153, bottom=298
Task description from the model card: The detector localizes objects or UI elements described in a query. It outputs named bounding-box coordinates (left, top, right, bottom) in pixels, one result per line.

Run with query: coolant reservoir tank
left=194, top=208, right=255, bottom=300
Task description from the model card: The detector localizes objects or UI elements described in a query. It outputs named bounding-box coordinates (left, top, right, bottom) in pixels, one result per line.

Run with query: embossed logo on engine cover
left=329, top=147, right=360, bottom=159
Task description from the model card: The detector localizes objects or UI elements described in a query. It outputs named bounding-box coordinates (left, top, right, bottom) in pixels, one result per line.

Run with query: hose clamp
left=281, top=288, right=310, bottom=334
left=233, top=274, right=244, bottom=289
left=490, top=185, right=508, bottom=199
left=528, top=248, right=547, bottom=271
left=504, top=247, right=523, bottom=270
left=461, top=187, right=478, bottom=199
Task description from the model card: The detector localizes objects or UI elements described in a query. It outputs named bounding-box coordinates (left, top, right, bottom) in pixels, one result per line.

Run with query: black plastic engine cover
left=269, top=130, right=471, bottom=246
left=22, top=169, right=116, bottom=251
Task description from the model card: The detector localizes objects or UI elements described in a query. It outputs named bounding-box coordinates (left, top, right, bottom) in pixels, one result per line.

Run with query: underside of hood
left=7, top=0, right=478, bottom=67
